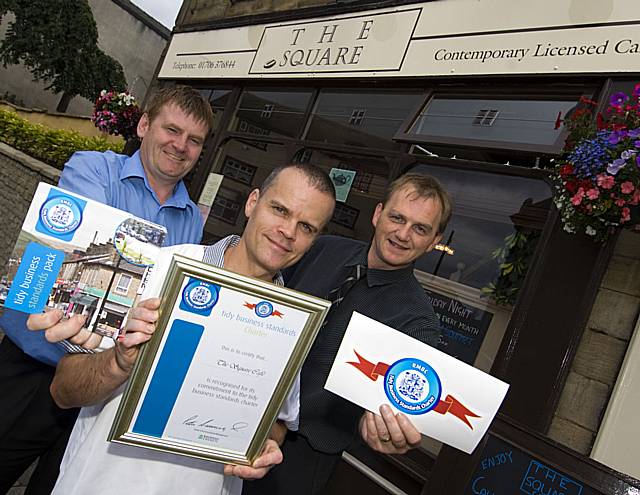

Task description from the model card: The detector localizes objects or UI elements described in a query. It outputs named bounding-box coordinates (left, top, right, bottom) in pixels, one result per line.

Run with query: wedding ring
left=380, top=435, right=391, bottom=442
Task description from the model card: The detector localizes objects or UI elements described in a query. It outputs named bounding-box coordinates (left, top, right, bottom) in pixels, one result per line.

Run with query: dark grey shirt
left=284, top=235, right=441, bottom=454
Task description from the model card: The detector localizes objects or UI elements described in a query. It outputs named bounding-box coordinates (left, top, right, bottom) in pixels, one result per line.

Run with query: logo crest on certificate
left=36, top=191, right=86, bottom=241
left=180, top=278, right=220, bottom=316
left=384, top=358, right=442, bottom=415
left=243, top=300, right=284, bottom=318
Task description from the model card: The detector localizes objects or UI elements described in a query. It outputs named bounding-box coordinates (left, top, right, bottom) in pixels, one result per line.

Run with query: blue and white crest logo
left=180, top=279, right=220, bottom=316
left=36, top=192, right=86, bottom=241
left=384, top=358, right=442, bottom=415
left=254, top=301, right=273, bottom=318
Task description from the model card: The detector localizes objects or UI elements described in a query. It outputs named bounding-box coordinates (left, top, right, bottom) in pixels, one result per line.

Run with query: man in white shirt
left=28, top=163, right=336, bottom=495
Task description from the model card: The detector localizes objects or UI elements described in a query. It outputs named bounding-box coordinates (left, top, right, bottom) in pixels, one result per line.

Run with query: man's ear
left=371, top=203, right=383, bottom=228
left=137, top=113, right=150, bottom=139
left=244, top=189, right=260, bottom=218
left=426, top=233, right=443, bottom=253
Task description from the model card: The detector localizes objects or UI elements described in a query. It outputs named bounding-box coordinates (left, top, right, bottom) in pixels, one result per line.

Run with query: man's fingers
left=27, top=309, right=63, bottom=331
left=373, top=407, right=392, bottom=442
left=396, top=413, right=422, bottom=448
left=252, top=440, right=283, bottom=469
left=224, top=439, right=282, bottom=480
left=42, top=314, right=87, bottom=343
left=380, top=405, right=407, bottom=449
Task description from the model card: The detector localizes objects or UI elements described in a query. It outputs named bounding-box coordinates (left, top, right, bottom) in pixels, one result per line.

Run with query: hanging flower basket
left=91, top=89, right=142, bottom=141
left=552, top=85, right=640, bottom=241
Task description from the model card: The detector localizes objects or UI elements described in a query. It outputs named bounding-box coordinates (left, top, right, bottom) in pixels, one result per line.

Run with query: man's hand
left=360, top=404, right=422, bottom=455
left=27, top=309, right=101, bottom=349
left=223, top=439, right=283, bottom=480
left=113, top=298, right=160, bottom=375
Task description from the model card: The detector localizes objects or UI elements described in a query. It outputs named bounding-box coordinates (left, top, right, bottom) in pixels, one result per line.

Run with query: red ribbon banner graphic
left=347, top=350, right=480, bottom=429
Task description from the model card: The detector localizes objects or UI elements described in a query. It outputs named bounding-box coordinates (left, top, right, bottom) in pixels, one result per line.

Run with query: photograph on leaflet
left=2, top=182, right=167, bottom=339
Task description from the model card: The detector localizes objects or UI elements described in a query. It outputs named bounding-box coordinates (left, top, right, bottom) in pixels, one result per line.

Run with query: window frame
left=394, top=87, right=598, bottom=155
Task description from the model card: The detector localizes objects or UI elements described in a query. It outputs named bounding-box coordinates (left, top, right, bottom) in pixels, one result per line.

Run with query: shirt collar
left=119, top=151, right=191, bottom=209
left=218, top=235, right=284, bottom=286
left=345, top=242, right=416, bottom=287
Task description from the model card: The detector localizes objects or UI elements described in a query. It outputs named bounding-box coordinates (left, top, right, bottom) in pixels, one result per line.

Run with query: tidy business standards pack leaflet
left=3, top=183, right=167, bottom=338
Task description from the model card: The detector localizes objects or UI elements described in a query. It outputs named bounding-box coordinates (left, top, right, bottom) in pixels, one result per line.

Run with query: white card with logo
left=325, top=312, right=509, bottom=453
left=2, top=182, right=167, bottom=339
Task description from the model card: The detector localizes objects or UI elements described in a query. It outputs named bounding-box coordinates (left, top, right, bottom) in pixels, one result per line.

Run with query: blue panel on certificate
left=133, top=319, right=204, bottom=437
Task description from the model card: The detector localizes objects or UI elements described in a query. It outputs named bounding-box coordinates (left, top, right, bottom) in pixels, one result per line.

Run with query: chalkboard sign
left=464, top=435, right=596, bottom=495
left=424, top=289, right=493, bottom=365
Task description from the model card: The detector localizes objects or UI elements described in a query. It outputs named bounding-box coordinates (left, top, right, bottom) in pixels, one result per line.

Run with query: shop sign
left=159, top=0, right=640, bottom=79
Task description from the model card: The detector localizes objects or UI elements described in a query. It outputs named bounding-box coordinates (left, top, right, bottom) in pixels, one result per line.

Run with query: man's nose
left=172, top=133, right=188, bottom=152
left=280, top=219, right=297, bottom=240
left=395, top=224, right=412, bottom=241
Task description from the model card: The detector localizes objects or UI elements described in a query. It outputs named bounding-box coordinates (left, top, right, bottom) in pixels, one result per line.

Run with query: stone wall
left=548, top=230, right=640, bottom=454
left=0, top=143, right=60, bottom=272
left=178, top=0, right=333, bottom=25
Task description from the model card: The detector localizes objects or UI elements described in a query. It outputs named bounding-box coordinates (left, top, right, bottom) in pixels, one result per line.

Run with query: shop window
left=401, top=93, right=581, bottom=154
left=203, top=139, right=289, bottom=243
left=348, top=109, right=366, bottom=126
left=231, top=89, right=313, bottom=139
left=260, top=104, right=275, bottom=118
left=293, top=147, right=391, bottom=238
left=331, top=203, right=359, bottom=230
left=198, top=88, right=233, bottom=134
left=407, top=163, right=551, bottom=372
left=211, top=195, right=241, bottom=225
left=114, top=274, right=132, bottom=294
left=306, top=89, right=423, bottom=151
left=221, top=156, right=257, bottom=186
left=351, top=171, right=373, bottom=193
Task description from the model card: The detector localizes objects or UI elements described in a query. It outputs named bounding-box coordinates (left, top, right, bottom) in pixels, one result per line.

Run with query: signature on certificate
left=182, top=415, right=249, bottom=435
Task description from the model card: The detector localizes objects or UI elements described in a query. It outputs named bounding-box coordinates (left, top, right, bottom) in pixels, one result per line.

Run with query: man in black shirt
left=243, top=173, right=452, bottom=494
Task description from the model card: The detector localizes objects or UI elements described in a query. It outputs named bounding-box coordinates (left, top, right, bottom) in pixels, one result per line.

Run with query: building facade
left=152, top=1, right=640, bottom=493
left=0, top=0, right=169, bottom=115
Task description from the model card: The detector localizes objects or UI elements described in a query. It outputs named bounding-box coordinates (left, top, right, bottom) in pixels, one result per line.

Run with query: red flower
left=565, top=180, right=579, bottom=193
left=559, top=164, right=574, bottom=178
left=586, top=188, right=600, bottom=200
left=597, top=174, right=615, bottom=190
left=621, top=181, right=635, bottom=194
left=621, top=207, right=631, bottom=223
left=571, top=188, right=585, bottom=206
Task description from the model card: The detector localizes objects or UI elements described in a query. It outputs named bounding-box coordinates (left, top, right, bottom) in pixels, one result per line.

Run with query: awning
left=70, top=294, right=98, bottom=307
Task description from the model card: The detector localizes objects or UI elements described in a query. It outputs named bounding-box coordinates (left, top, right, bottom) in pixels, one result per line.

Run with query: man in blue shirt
left=0, top=85, right=214, bottom=494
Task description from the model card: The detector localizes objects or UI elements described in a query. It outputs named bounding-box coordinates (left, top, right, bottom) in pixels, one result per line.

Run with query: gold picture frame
left=109, top=254, right=330, bottom=465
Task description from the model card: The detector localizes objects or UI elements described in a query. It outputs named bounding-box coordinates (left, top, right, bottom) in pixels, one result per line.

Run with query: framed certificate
left=109, top=254, right=330, bottom=465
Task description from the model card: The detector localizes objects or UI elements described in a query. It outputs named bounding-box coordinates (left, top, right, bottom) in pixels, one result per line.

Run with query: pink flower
left=621, top=181, right=635, bottom=194
left=586, top=188, right=600, bottom=200
left=571, top=188, right=585, bottom=206
left=596, top=174, right=615, bottom=190
left=631, top=190, right=640, bottom=206
left=616, top=199, right=626, bottom=207
left=621, top=207, right=631, bottom=223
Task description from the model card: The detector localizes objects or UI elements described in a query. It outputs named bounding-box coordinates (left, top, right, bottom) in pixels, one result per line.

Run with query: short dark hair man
left=0, top=85, right=213, bottom=494
left=244, top=173, right=452, bottom=494
left=28, top=164, right=337, bottom=495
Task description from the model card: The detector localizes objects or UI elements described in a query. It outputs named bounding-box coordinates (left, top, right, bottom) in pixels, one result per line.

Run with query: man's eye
left=414, top=226, right=427, bottom=235
left=189, top=138, right=202, bottom=146
left=390, top=215, right=403, bottom=223
left=300, top=223, right=313, bottom=234
left=273, top=205, right=286, bottom=214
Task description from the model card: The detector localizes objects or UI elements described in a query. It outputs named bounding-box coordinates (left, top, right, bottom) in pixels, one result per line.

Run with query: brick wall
left=0, top=143, right=60, bottom=271
left=548, top=230, right=640, bottom=454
